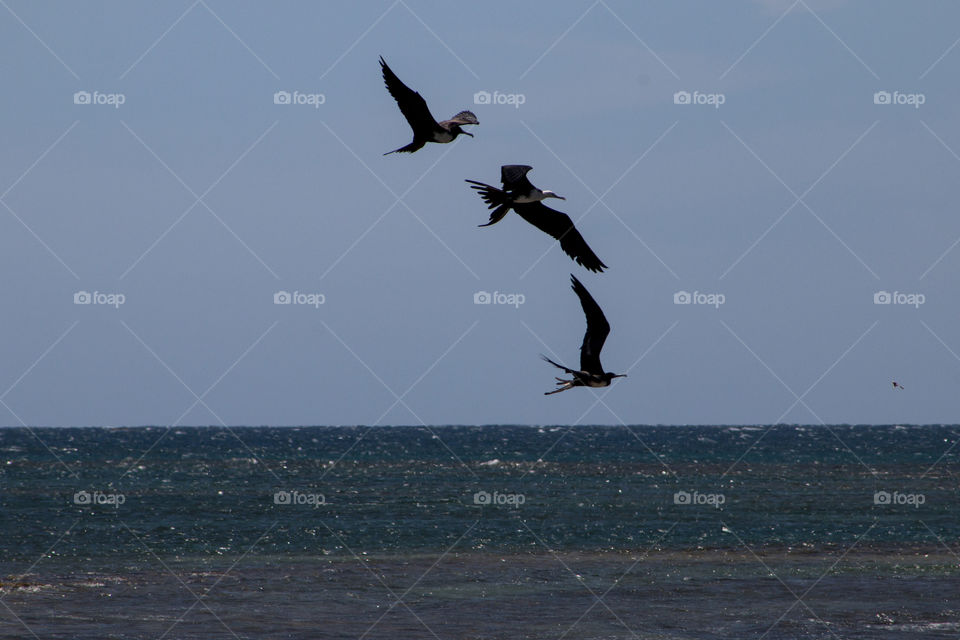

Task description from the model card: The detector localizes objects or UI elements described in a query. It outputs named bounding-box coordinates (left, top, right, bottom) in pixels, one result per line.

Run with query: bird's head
left=451, top=125, right=473, bottom=138
left=606, top=372, right=627, bottom=382
left=542, top=190, right=565, bottom=200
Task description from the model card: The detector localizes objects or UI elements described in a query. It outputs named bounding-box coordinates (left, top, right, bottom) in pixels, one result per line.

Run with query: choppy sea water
left=1, top=425, right=958, bottom=639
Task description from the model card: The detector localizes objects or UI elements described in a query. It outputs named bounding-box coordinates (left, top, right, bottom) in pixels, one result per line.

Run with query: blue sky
left=1, top=0, right=959, bottom=427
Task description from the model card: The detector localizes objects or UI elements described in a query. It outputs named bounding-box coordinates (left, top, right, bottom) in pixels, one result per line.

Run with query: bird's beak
left=462, top=131, right=474, bottom=137
left=614, top=374, right=627, bottom=378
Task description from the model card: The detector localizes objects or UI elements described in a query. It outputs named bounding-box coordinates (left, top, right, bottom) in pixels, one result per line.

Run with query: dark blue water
left=1, top=425, right=958, bottom=639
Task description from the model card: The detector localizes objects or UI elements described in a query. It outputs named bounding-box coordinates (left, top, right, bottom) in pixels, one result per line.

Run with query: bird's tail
left=384, top=140, right=424, bottom=155
left=545, top=379, right=574, bottom=395
left=465, top=180, right=511, bottom=226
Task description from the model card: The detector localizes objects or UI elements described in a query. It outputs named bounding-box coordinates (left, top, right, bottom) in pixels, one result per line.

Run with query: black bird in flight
left=466, top=165, right=608, bottom=273
left=380, top=56, right=478, bottom=155
left=542, top=275, right=625, bottom=395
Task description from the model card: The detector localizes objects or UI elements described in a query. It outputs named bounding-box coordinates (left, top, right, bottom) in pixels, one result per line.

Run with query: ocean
left=1, top=424, right=958, bottom=639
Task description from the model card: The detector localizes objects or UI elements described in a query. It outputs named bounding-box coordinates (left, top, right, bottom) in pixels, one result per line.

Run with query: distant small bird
left=380, top=56, right=478, bottom=155
left=466, top=165, right=608, bottom=273
left=542, top=275, right=625, bottom=395
left=892, top=381, right=905, bottom=390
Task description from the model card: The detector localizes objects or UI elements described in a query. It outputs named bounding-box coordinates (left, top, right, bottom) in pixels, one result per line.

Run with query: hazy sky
left=2, top=1, right=959, bottom=427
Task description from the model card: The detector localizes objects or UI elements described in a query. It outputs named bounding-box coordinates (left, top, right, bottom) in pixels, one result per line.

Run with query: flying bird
left=466, top=165, right=608, bottom=273
left=380, top=56, right=478, bottom=155
left=892, top=381, right=905, bottom=390
left=542, top=275, right=625, bottom=395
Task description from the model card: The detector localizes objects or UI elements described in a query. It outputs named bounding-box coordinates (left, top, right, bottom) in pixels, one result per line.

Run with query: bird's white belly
left=434, top=131, right=454, bottom=143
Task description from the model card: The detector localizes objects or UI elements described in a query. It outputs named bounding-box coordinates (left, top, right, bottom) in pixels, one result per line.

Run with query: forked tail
left=465, top=180, right=511, bottom=226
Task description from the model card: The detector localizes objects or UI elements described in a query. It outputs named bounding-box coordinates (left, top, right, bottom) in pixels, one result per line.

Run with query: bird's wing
left=500, top=165, right=535, bottom=192
left=570, top=275, right=610, bottom=375
left=440, top=110, right=479, bottom=127
left=380, top=57, right=438, bottom=135
left=513, top=203, right=608, bottom=273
